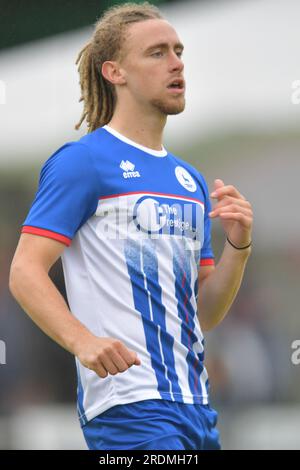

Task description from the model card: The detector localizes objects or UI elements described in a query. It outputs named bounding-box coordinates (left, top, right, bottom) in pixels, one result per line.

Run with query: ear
left=101, top=61, right=126, bottom=86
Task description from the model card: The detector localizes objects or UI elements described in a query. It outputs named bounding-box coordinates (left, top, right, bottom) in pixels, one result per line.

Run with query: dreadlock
left=75, top=2, right=163, bottom=133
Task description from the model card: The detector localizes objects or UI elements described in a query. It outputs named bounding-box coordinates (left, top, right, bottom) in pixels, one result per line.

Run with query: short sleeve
left=197, top=173, right=215, bottom=266
left=21, top=142, right=99, bottom=246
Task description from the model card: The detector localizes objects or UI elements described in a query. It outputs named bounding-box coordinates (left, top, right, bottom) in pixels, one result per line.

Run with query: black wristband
left=226, top=236, right=252, bottom=250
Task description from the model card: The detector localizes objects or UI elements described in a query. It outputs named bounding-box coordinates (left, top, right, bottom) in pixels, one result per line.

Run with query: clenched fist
left=75, top=336, right=141, bottom=378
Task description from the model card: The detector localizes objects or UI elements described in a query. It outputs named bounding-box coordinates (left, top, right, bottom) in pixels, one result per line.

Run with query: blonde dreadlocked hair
left=75, top=2, right=163, bottom=133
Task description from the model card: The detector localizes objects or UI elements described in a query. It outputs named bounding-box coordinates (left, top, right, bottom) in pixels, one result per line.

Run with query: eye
left=176, top=50, right=183, bottom=58
left=152, top=51, right=163, bottom=57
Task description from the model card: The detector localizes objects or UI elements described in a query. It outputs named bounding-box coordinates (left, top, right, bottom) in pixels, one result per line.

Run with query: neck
left=107, top=100, right=167, bottom=151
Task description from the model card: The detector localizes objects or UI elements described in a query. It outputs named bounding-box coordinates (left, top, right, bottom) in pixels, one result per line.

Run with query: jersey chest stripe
left=142, top=239, right=183, bottom=400
left=123, top=238, right=173, bottom=400
left=171, top=239, right=204, bottom=401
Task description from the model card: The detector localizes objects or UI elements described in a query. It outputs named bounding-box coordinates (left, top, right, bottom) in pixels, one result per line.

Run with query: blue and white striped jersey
left=22, top=125, right=215, bottom=426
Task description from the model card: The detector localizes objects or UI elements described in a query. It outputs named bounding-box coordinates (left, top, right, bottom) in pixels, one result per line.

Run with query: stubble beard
left=150, top=96, right=186, bottom=116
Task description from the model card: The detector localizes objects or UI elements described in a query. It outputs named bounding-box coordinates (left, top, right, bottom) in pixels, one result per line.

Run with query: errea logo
left=120, top=160, right=141, bottom=179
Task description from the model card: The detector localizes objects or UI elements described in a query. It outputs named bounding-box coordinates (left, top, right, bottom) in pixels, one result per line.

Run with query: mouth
left=167, top=78, right=185, bottom=94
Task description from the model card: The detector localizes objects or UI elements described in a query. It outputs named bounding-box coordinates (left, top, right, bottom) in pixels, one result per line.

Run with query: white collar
left=103, top=125, right=168, bottom=157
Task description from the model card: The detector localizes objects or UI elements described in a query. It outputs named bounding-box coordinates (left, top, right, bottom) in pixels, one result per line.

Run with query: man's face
left=119, top=19, right=185, bottom=115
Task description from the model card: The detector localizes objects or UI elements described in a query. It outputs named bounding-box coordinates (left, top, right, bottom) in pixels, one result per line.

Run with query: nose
left=169, top=51, right=184, bottom=73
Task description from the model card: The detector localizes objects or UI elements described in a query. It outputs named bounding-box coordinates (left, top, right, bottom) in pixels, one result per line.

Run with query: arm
left=197, top=178, right=253, bottom=332
left=197, top=244, right=251, bottom=331
left=9, top=233, right=141, bottom=377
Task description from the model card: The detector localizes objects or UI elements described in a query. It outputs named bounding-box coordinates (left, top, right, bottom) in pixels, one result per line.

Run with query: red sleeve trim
left=200, top=258, right=215, bottom=266
left=21, top=226, right=71, bottom=247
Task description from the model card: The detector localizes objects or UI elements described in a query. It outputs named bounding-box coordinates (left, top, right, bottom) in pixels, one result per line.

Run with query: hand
left=209, top=178, right=253, bottom=248
left=75, top=335, right=141, bottom=378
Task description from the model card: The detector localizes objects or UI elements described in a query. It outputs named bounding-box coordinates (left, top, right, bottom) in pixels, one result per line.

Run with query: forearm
left=197, top=240, right=251, bottom=331
left=9, top=264, right=94, bottom=355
